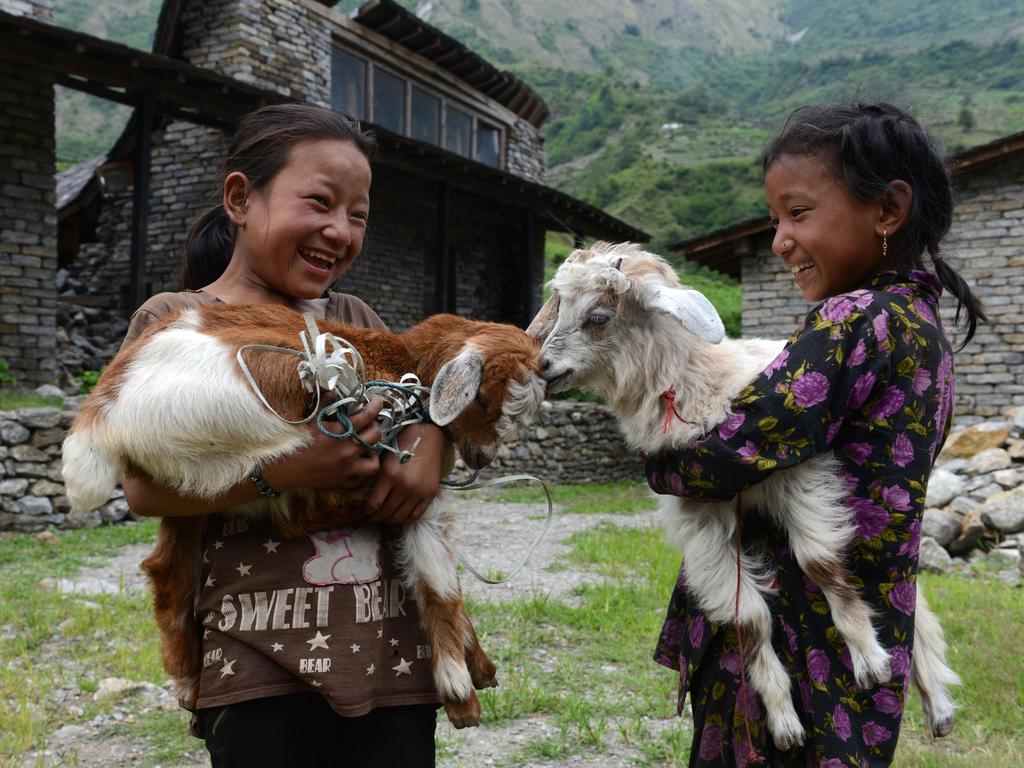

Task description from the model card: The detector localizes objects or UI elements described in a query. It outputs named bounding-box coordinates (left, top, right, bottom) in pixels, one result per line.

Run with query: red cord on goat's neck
left=734, top=493, right=765, bottom=766
left=660, top=388, right=693, bottom=433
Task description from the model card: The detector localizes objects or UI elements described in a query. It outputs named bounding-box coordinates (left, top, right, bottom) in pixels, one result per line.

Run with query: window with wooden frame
left=330, top=47, right=505, bottom=169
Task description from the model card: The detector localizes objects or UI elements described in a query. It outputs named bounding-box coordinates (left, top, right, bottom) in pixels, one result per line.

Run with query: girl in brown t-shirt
left=122, top=104, right=446, bottom=767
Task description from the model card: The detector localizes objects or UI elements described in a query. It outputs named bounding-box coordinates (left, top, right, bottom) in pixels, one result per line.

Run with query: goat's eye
left=475, top=393, right=489, bottom=408
left=585, top=313, right=610, bottom=328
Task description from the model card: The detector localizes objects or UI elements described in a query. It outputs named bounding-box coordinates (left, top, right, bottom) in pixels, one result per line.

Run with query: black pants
left=198, top=693, right=437, bottom=768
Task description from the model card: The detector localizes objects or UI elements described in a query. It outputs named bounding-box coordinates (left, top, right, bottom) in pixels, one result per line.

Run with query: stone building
left=1, top=0, right=646, bottom=387
left=670, top=132, right=1024, bottom=422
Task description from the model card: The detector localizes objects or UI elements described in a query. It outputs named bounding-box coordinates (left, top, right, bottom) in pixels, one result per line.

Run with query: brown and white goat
left=528, top=243, right=959, bottom=748
left=62, top=303, right=545, bottom=728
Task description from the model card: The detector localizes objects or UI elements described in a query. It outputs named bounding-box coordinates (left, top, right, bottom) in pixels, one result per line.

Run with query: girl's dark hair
left=181, top=103, right=376, bottom=291
left=762, top=102, right=987, bottom=347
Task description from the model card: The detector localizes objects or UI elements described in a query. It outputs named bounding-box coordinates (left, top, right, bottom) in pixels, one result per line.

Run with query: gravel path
left=20, top=499, right=678, bottom=767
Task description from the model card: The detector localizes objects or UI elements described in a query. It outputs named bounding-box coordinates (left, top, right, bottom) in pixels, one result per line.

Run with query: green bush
left=0, top=361, right=15, bottom=389
left=77, top=369, right=104, bottom=395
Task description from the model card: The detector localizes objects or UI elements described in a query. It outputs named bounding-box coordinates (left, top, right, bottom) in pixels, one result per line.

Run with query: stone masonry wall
left=0, top=399, right=638, bottom=531
left=0, top=50, right=58, bottom=388
left=740, top=154, right=1024, bottom=422
left=505, top=118, right=546, bottom=184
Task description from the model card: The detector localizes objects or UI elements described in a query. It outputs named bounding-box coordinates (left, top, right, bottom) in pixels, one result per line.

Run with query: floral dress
left=644, top=271, right=955, bottom=767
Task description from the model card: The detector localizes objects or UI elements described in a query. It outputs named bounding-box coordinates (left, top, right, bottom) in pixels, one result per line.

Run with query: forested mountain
left=54, top=0, right=1024, bottom=255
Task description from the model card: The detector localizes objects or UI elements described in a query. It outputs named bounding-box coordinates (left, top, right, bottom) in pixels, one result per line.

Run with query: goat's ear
left=526, top=290, right=559, bottom=341
left=645, top=286, right=726, bottom=344
left=429, top=346, right=484, bottom=426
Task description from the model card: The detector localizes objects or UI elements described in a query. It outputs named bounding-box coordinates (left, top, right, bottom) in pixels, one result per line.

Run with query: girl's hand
left=365, top=423, right=448, bottom=525
left=262, top=398, right=384, bottom=492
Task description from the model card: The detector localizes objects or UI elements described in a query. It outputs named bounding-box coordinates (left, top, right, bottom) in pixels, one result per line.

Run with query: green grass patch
left=0, top=391, right=65, bottom=411
left=480, top=479, right=657, bottom=515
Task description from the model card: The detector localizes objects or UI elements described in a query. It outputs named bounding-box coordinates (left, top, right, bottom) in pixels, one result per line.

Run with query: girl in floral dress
left=644, top=102, right=987, bottom=767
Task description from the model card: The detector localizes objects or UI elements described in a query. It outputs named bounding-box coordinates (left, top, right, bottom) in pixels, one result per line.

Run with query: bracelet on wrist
left=249, top=464, right=281, bottom=498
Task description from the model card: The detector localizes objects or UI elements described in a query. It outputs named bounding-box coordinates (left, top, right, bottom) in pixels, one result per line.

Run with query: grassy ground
left=1, top=489, right=1021, bottom=766
left=0, top=392, right=65, bottom=410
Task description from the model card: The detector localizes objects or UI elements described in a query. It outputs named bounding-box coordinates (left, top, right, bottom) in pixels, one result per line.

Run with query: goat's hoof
left=768, top=711, right=805, bottom=751
left=444, top=693, right=481, bottom=729
left=851, top=646, right=892, bottom=688
left=926, top=707, right=956, bottom=738
left=468, top=655, right=499, bottom=690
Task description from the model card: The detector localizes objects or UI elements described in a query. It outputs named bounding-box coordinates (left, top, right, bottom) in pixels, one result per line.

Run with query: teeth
left=299, top=248, right=336, bottom=266
left=790, top=262, right=814, bottom=275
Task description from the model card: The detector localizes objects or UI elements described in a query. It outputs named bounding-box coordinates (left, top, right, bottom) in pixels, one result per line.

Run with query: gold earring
left=882, top=228, right=888, bottom=260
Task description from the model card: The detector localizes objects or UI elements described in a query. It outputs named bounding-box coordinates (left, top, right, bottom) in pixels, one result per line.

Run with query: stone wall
left=0, top=399, right=638, bottom=531
left=739, top=153, right=1024, bottom=421
left=505, top=119, right=546, bottom=184
left=0, top=31, right=57, bottom=388
left=0, top=0, right=52, bottom=20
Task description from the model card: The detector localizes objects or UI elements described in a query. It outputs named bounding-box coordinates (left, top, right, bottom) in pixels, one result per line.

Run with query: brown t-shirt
left=124, top=290, right=441, bottom=718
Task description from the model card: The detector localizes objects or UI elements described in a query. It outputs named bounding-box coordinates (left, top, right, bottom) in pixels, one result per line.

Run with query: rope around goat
left=235, top=312, right=553, bottom=584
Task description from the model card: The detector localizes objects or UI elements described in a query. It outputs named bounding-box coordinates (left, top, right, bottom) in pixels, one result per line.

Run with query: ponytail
left=180, top=205, right=234, bottom=290
left=928, top=245, right=988, bottom=350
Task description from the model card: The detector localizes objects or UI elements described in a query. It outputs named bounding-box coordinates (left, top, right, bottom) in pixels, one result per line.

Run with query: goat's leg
left=777, top=491, right=891, bottom=689
left=395, top=504, right=480, bottom=728
left=911, top=590, right=959, bottom=737
left=140, top=517, right=205, bottom=709
left=676, top=506, right=805, bottom=750
left=460, top=607, right=498, bottom=690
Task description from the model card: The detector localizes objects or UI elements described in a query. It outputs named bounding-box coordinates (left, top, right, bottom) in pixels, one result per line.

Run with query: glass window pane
left=410, top=86, right=440, bottom=145
left=476, top=122, right=500, bottom=168
left=372, top=67, right=405, bottom=134
left=331, top=49, right=365, bottom=121
left=444, top=105, right=472, bottom=157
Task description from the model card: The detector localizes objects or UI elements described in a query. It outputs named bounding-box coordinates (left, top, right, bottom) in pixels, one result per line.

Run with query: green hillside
left=53, top=0, right=1024, bottom=279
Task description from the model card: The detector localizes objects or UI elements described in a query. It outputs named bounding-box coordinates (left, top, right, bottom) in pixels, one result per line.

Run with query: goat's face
left=428, top=328, right=545, bottom=469
left=527, top=243, right=725, bottom=394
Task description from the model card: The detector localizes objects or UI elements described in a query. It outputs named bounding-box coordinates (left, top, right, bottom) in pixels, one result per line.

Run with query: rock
left=991, top=546, right=1022, bottom=567
left=966, top=447, right=1012, bottom=475
left=0, top=421, right=30, bottom=445
left=969, top=482, right=1007, bottom=501
left=100, top=498, right=132, bottom=523
left=997, top=569, right=1022, bottom=588
left=16, top=407, right=63, bottom=429
left=947, top=508, right=989, bottom=555
left=1009, top=406, right=1024, bottom=435
left=30, top=479, right=64, bottom=496
left=35, top=530, right=59, bottom=545
left=16, top=495, right=54, bottom=516
left=918, top=536, right=953, bottom=573
left=30, top=427, right=66, bottom=448
left=10, top=444, right=49, bottom=462
left=65, top=507, right=102, bottom=528
left=1008, top=439, right=1024, bottom=460
left=925, top=469, right=965, bottom=508
left=939, top=422, right=1010, bottom=459
left=0, top=478, right=30, bottom=496
left=948, top=496, right=978, bottom=516
left=938, top=458, right=968, bottom=474
left=33, top=384, right=66, bottom=401
left=93, top=677, right=143, bottom=702
left=993, top=468, right=1024, bottom=488
left=922, top=508, right=960, bottom=547
left=980, top=487, right=1024, bottom=534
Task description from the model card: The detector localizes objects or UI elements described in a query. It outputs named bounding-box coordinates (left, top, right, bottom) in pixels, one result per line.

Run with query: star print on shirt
left=311, top=680, right=323, bottom=688
left=350, top=643, right=360, bottom=653
left=263, top=539, right=279, bottom=554
left=365, top=663, right=376, bottom=676
left=389, top=638, right=399, bottom=647
left=202, top=549, right=210, bottom=564
left=205, top=575, right=216, bottom=588
left=213, top=540, right=224, bottom=550
left=306, top=631, right=331, bottom=651
left=236, top=562, right=252, bottom=577
left=271, top=643, right=284, bottom=653
left=220, top=659, right=236, bottom=678
left=377, top=629, right=383, bottom=639
left=392, top=658, right=413, bottom=676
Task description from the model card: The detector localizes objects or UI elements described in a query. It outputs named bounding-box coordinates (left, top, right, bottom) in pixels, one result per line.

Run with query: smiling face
left=766, top=153, right=885, bottom=302
left=229, top=138, right=372, bottom=301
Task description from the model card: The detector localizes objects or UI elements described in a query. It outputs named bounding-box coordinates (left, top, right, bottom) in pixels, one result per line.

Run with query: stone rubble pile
left=54, top=268, right=130, bottom=391
left=921, top=406, right=1024, bottom=586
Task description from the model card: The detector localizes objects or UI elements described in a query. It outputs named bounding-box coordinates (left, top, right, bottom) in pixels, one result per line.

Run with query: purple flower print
left=737, top=441, right=759, bottom=463
left=914, top=298, right=937, bottom=326
left=821, top=295, right=858, bottom=323
left=689, top=615, right=705, bottom=648
left=848, top=496, right=890, bottom=540
left=792, top=370, right=830, bottom=408
left=669, top=472, right=685, bottom=496
left=892, top=432, right=914, bottom=467
left=849, top=370, right=877, bottom=409
left=780, top=618, right=799, bottom=653
left=840, top=442, right=873, bottom=466
left=881, top=484, right=912, bottom=511
left=912, top=367, right=932, bottom=396
left=719, top=411, right=745, bottom=440
left=826, top=417, right=845, bottom=445
left=799, top=679, right=813, bottom=715
left=848, top=338, right=868, bottom=367
left=873, top=688, right=904, bottom=716
left=808, top=648, right=830, bottom=683
left=862, top=720, right=893, bottom=746
left=661, top=618, right=684, bottom=647
left=737, top=680, right=761, bottom=719
left=840, top=645, right=853, bottom=672
left=890, top=645, right=910, bottom=679
left=698, top=722, right=723, bottom=761
left=899, top=519, right=922, bottom=557
left=833, top=703, right=852, bottom=741
left=764, top=348, right=789, bottom=377
left=873, top=309, right=890, bottom=344
left=720, top=652, right=741, bottom=675
left=870, top=386, right=905, bottom=420
left=821, top=760, right=846, bottom=768
left=802, top=573, right=822, bottom=594
left=889, top=580, right=917, bottom=616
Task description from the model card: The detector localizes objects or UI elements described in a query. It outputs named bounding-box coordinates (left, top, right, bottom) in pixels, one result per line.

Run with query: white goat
left=62, top=303, right=546, bottom=728
left=527, top=242, right=958, bottom=749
